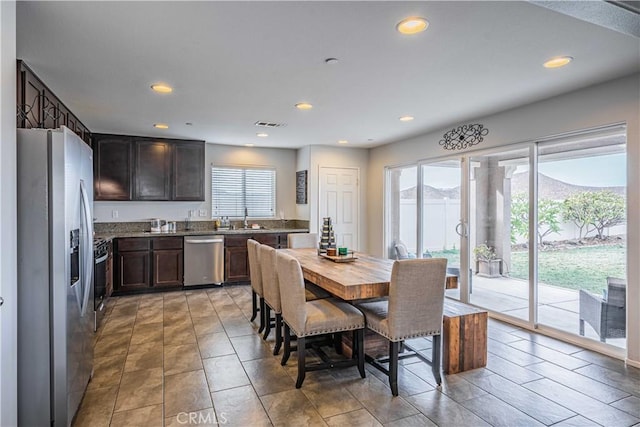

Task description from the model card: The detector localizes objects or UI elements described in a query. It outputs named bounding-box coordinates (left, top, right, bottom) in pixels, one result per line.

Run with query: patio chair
left=579, top=277, right=626, bottom=342
left=394, top=241, right=416, bottom=260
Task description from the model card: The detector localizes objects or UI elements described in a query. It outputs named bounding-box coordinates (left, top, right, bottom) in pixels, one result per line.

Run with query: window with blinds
left=211, top=166, right=276, bottom=218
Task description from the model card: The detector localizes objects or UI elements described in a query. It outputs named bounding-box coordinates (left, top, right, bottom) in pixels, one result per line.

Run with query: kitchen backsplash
left=94, top=219, right=310, bottom=234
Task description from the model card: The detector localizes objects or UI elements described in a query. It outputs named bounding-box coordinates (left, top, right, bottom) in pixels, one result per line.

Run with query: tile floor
left=74, top=285, right=640, bottom=427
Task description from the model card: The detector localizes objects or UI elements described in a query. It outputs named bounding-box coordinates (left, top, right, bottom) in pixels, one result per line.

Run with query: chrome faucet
left=243, top=207, right=249, bottom=228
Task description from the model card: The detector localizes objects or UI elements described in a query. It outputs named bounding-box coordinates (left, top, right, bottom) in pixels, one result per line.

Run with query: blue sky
left=398, top=153, right=626, bottom=190
left=539, top=153, right=626, bottom=187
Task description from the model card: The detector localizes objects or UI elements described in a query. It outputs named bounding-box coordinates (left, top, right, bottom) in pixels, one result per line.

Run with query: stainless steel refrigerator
left=17, top=127, right=94, bottom=427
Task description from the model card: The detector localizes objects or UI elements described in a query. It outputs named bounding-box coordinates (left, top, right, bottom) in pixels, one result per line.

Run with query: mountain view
left=400, top=173, right=625, bottom=200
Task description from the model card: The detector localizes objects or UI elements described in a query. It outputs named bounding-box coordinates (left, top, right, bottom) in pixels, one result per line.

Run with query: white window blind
left=211, top=166, right=276, bottom=218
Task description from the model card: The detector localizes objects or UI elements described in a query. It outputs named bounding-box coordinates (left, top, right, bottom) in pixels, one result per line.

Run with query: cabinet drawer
left=255, top=234, right=278, bottom=247
left=225, top=235, right=250, bottom=247
left=117, top=238, right=150, bottom=252
left=153, top=237, right=183, bottom=250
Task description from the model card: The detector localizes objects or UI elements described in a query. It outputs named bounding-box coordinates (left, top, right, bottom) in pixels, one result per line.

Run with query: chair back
left=288, top=233, right=318, bottom=249
left=388, top=258, right=447, bottom=339
left=394, top=242, right=410, bottom=260
left=259, top=244, right=281, bottom=312
left=275, top=251, right=307, bottom=334
left=247, top=239, right=263, bottom=294
left=606, top=277, right=626, bottom=308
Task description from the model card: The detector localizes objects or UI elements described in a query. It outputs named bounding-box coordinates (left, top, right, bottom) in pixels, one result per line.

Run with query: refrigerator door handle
left=80, top=180, right=93, bottom=316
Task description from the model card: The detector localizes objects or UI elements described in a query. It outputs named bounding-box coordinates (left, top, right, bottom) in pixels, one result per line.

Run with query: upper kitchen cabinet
left=93, top=134, right=133, bottom=201
left=134, top=140, right=172, bottom=200
left=173, top=142, right=205, bottom=201
left=93, top=133, right=205, bottom=201
left=17, top=60, right=92, bottom=146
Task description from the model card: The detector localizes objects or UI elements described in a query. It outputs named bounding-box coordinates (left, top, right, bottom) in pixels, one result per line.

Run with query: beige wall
left=94, top=143, right=298, bottom=222
left=306, top=145, right=369, bottom=252
left=367, top=73, right=640, bottom=366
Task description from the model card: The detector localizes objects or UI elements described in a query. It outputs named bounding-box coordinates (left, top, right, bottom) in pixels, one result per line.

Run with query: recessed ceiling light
left=295, top=102, right=313, bottom=110
left=399, top=116, right=415, bottom=122
left=150, top=83, right=173, bottom=93
left=245, top=144, right=255, bottom=147
left=396, top=17, right=429, bottom=35
left=543, top=56, right=573, bottom=68
left=338, top=140, right=348, bottom=144
left=153, top=123, right=169, bottom=129
left=256, top=133, right=269, bottom=138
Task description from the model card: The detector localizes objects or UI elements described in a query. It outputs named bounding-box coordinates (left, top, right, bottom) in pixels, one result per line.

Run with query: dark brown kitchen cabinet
left=115, top=238, right=151, bottom=292
left=152, top=237, right=184, bottom=288
left=17, top=60, right=92, bottom=145
left=134, top=140, right=172, bottom=200
left=93, top=135, right=133, bottom=200
left=92, top=133, right=205, bottom=201
left=224, top=233, right=290, bottom=283
left=225, top=236, right=250, bottom=283
left=173, top=142, right=206, bottom=201
left=114, top=237, right=184, bottom=293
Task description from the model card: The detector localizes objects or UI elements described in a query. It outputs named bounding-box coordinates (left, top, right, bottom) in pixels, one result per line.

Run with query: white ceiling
left=16, top=1, right=640, bottom=149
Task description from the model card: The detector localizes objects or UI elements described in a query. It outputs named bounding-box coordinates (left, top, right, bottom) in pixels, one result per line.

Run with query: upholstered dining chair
left=247, top=239, right=266, bottom=333
left=287, top=233, right=331, bottom=301
left=276, top=251, right=366, bottom=388
left=579, top=276, right=626, bottom=342
left=356, top=258, right=447, bottom=396
left=287, top=232, right=318, bottom=249
left=258, top=244, right=284, bottom=354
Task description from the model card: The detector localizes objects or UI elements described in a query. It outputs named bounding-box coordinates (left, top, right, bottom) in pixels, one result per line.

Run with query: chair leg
left=334, top=332, right=343, bottom=354
left=263, top=304, right=272, bottom=340
left=281, top=323, right=291, bottom=366
left=296, top=337, right=306, bottom=388
left=273, top=313, right=283, bottom=355
left=432, top=334, right=442, bottom=386
left=258, top=298, right=266, bottom=333
left=250, top=290, right=258, bottom=322
left=389, top=341, right=400, bottom=397
left=357, top=329, right=365, bottom=379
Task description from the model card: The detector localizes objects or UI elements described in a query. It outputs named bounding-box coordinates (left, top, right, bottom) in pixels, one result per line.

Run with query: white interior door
left=319, top=167, right=359, bottom=250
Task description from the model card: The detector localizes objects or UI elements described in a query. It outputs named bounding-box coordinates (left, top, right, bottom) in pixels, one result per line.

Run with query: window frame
left=211, top=165, right=277, bottom=218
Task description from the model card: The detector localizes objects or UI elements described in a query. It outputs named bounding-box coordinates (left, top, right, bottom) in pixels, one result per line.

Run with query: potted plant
left=473, top=244, right=502, bottom=278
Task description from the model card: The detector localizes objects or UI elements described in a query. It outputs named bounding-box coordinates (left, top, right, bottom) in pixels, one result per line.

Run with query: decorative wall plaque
left=296, top=170, right=308, bottom=204
left=439, top=124, right=489, bottom=151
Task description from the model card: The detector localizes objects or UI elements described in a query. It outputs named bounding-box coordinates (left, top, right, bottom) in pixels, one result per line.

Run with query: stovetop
left=93, top=237, right=108, bottom=256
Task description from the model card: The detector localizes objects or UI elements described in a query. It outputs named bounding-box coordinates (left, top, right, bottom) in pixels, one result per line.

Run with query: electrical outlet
left=112, top=210, right=118, bottom=219
left=199, top=209, right=207, bottom=217
left=188, top=210, right=195, bottom=218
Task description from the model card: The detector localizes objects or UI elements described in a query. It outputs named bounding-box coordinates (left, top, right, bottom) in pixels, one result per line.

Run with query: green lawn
left=431, top=245, right=625, bottom=294
left=510, top=245, right=626, bottom=293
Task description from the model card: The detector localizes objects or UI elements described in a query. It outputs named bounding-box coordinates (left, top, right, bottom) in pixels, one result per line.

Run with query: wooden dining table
left=278, top=248, right=486, bottom=374
left=278, top=248, right=458, bottom=301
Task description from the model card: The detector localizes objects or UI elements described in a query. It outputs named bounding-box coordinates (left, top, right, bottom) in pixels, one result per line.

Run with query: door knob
left=0, top=297, right=4, bottom=307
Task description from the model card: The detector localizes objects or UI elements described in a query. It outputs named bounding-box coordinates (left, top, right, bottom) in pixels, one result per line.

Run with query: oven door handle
left=95, top=254, right=109, bottom=264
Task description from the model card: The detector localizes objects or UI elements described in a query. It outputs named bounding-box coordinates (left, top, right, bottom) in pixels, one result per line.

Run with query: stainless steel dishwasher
left=184, top=235, right=224, bottom=286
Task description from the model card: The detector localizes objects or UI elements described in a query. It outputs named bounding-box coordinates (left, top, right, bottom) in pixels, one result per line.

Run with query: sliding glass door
left=468, top=148, right=531, bottom=320
left=536, top=133, right=627, bottom=348
left=421, top=160, right=464, bottom=300
left=385, top=125, right=627, bottom=350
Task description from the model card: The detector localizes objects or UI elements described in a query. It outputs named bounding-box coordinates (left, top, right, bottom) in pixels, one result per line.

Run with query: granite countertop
left=95, top=228, right=309, bottom=241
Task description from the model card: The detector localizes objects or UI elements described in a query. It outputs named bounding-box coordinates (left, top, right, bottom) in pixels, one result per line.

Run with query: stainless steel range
left=93, top=237, right=109, bottom=331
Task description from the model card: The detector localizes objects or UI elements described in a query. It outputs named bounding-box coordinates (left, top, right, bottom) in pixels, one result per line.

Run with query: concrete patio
left=445, top=275, right=626, bottom=349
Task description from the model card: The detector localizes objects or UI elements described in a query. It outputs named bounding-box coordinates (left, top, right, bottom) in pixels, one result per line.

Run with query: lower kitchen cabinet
left=114, top=236, right=183, bottom=293
left=224, top=233, right=289, bottom=283
left=152, top=238, right=184, bottom=288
